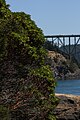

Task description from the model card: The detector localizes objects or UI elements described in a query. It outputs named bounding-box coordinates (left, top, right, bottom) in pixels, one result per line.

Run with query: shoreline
left=55, top=93, right=80, bottom=97
left=57, top=78, right=80, bottom=80
left=55, top=79, right=80, bottom=96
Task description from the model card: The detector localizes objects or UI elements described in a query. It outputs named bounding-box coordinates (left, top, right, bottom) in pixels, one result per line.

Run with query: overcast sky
left=6, top=0, right=80, bottom=35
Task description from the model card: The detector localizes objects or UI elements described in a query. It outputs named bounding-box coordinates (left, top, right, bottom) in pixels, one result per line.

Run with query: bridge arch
left=45, top=35, right=80, bottom=62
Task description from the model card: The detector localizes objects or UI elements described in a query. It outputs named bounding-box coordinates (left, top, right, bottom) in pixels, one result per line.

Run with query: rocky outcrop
left=48, top=51, right=70, bottom=80
left=54, top=94, right=80, bottom=120
left=66, top=69, right=80, bottom=80
left=48, top=50, right=80, bottom=80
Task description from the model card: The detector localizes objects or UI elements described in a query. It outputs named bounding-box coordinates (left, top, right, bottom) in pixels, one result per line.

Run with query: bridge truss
left=45, top=35, right=80, bottom=59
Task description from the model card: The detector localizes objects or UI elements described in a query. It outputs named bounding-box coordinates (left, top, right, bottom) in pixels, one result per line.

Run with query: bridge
left=44, top=35, right=80, bottom=61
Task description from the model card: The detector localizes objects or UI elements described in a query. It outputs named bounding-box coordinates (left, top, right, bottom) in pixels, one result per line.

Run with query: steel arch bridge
left=44, top=35, right=80, bottom=61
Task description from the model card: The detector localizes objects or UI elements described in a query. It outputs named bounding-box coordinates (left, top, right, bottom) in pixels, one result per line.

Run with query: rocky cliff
left=48, top=51, right=80, bottom=80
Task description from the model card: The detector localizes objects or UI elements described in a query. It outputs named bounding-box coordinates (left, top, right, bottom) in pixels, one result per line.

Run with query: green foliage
left=0, top=0, right=11, bottom=18
left=48, top=114, right=56, bottom=120
left=0, top=1, right=58, bottom=119
left=44, top=40, right=59, bottom=52
left=0, top=105, right=10, bottom=120
left=44, top=40, right=54, bottom=50
left=68, top=60, right=79, bottom=73
left=0, top=8, right=46, bottom=65
left=30, top=65, right=53, bottom=79
left=0, top=0, right=6, bottom=7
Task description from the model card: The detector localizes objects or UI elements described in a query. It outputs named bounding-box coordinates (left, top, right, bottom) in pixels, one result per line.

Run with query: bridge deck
left=45, top=35, right=80, bottom=38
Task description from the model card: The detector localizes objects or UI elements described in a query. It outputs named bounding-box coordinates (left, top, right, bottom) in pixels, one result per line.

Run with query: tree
left=0, top=0, right=58, bottom=119
left=44, top=40, right=60, bottom=52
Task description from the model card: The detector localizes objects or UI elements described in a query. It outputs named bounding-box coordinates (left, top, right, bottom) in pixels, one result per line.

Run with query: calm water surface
left=55, top=79, right=80, bottom=95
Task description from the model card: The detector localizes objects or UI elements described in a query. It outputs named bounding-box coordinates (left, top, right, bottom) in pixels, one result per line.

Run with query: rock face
left=66, top=69, right=80, bottom=80
left=54, top=94, right=80, bottom=120
left=48, top=50, right=80, bottom=80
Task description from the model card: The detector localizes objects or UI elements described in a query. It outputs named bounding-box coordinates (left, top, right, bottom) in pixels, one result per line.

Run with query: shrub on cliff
left=0, top=0, right=58, bottom=119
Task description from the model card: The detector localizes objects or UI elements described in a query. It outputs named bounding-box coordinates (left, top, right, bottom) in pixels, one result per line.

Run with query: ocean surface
left=55, top=79, right=80, bottom=95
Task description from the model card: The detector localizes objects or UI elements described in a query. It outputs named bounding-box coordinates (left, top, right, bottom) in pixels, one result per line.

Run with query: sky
left=6, top=0, right=80, bottom=36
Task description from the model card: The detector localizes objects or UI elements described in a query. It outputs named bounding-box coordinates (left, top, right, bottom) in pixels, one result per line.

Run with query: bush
left=0, top=0, right=58, bottom=119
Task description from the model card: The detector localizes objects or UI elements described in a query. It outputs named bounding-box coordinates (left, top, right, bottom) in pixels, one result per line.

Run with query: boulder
left=54, top=94, right=80, bottom=120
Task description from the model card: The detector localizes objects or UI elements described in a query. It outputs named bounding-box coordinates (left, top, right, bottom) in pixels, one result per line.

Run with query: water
left=55, top=79, right=80, bottom=95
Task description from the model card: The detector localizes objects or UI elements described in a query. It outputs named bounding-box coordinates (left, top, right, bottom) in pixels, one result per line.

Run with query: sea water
left=55, top=79, right=80, bottom=95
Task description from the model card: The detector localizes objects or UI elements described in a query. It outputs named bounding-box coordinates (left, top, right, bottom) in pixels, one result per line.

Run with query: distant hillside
left=60, top=44, right=80, bottom=64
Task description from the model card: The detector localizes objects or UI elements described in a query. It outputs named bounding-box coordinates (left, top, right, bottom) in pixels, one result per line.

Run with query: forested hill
left=0, top=0, right=58, bottom=119
left=60, top=44, right=80, bottom=64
